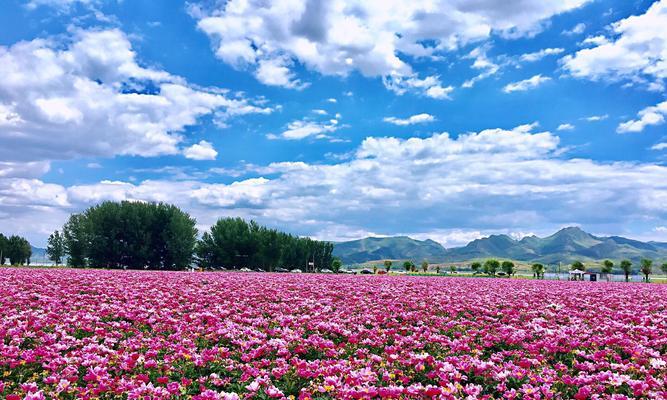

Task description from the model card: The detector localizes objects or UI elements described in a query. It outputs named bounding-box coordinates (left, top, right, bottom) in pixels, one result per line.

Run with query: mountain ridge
left=333, top=227, right=667, bottom=264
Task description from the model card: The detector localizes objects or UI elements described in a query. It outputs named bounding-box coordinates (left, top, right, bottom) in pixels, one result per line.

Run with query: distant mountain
left=333, top=227, right=667, bottom=264
left=30, top=246, right=47, bottom=263
left=332, top=236, right=447, bottom=264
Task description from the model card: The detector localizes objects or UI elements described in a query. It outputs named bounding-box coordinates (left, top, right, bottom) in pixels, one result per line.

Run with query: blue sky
left=2, top=0, right=667, bottom=247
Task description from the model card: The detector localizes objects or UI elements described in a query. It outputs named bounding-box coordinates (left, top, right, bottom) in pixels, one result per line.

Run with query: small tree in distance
left=620, top=260, right=632, bottom=282
left=640, top=259, right=652, bottom=282
left=483, top=259, right=500, bottom=276
left=421, top=260, right=428, bottom=273
left=501, top=261, right=515, bottom=277
left=531, top=263, right=544, bottom=279
left=331, top=258, right=342, bottom=273
left=661, top=262, right=667, bottom=280
left=471, top=262, right=481, bottom=274
left=403, top=260, right=414, bottom=272
left=384, top=260, right=392, bottom=273
left=571, top=261, right=585, bottom=271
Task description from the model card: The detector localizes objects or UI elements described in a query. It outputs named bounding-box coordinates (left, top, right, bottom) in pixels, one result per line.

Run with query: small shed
left=569, top=269, right=585, bottom=281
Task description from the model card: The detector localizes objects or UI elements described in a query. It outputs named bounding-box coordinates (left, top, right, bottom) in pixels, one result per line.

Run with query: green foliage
left=531, top=263, right=545, bottom=279
left=501, top=261, right=515, bottom=276
left=62, top=201, right=197, bottom=269
left=0, top=233, right=7, bottom=265
left=331, top=258, right=342, bottom=273
left=620, top=259, right=632, bottom=282
left=384, top=260, right=392, bottom=272
left=601, top=260, right=614, bottom=274
left=402, top=260, right=415, bottom=271
left=661, top=262, right=667, bottom=276
left=421, top=260, right=428, bottom=272
left=449, top=265, right=456, bottom=273
left=571, top=261, right=585, bottom=271
left=196, top=217, right=333, bottom=271
left=640, top=259, right=652, bottom=282
left=470, top=262, right=481, bottom=273
left=46, top=230, right=65, bottom=265
left=6, top=235, right=31, bottom=265
left=483, top=259, right=500, bottom=276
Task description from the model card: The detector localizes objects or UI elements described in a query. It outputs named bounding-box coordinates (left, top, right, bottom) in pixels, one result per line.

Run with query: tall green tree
left=601, top=260, right=613, bottom=274
left=640, top=259, right=652, bottom=282
left=483, top=259, right=500, bottom=276
left=403, top=260, right=415, bottom=272
left=46, top=230, right=65, bottom=265
left=63, top=213, right=89, bottom=267
left=0, top=233, right=7, bottom=265
left=6, top=235, right=31, bottom=265
left=620, top=259, right=633, bottom=282
left=501, top=261, right=515, bottom=277
left=661, top=262, right=667, bottom=280
left=331, top=258, right=342, bottom=273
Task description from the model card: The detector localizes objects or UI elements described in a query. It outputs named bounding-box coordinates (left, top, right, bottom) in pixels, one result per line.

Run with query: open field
left=1, top=268, right=666, bottom=399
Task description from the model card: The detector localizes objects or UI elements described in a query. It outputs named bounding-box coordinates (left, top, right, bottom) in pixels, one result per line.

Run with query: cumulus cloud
left=7, top=122, right=667, bottom=245
left=0, top=28, right=271, bottom=162
left=562, top=1, right=667, bottom=88
left=652, top=142, right=667, bottom=151
left=617, top=101, right=667, bottom=133
left=557, top=123, right=575, bottom=131
left=183, top=140, right=218, bottom=160
left=562, top=22, right=586, bottom=36
left=268, top=118, right=340, bottom=140
left=383, top=113, right=435, bottom=126
left=193, top=0, right=590, bottom=94
left=503, top=74, right=551, bottom=93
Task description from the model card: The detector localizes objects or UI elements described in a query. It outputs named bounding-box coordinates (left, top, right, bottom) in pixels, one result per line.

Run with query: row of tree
left=196, top=217, right=334, bottom=271
left=47, top=201, right=335, bottom=271
left=0, top=234, right=32, bottom=265
left=570, top=259, right=667, bottom=282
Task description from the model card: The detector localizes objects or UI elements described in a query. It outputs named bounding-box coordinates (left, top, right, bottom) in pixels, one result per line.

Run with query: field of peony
left=1, top=268, right=666, bottom=399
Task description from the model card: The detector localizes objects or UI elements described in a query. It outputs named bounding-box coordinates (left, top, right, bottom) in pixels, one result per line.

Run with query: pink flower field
left=1, top=269, right=666, bottom=399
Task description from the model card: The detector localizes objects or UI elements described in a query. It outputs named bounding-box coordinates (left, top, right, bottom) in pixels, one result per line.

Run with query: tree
left=620, top=259, right=632, bottom=282
left=601, top=260, right=613, bottom=274
left=384, top=260, right=392, bottom=272
left=531, top=263, right=544, bottom=279
left=449, top=265, right=457, bottom=273
left=640, top=259, right=652, bottom=282
left=571, top=261, right=585, bottom=271
left=403, top=260, right=415, bottom=272
left=0, top=233, right=7, bottom=265
left=435, top=265, right=441, bottom=274
left=483, top=259, right=500, bottom=276
left=501, top=261, right=515, bottom=277
left=662, top=262, right=667, bottom=280
left=471, top=262, right=481, bottom=274
left=421, top=260, right=429, bottom=273
left=6, top=235, right=31, bottom=265
left=61, top=201, right=197, bottom=270
left=46, top=230, right=65, bottom=265
left=331, top=258, right=342, bottom=273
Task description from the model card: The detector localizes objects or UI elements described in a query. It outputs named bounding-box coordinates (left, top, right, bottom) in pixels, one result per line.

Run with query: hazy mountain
left=332, top=236, right=447, bottom=264
left=333, top=227, right=667, bottom=264
left=30, top=246, right=47, bottom=263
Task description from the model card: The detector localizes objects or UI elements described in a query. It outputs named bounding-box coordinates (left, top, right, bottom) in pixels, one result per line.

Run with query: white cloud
left=193, top=0, right=590, bottom=94
left=268, top=118, right=340, bottom=140
left=519, top=48, right=564, bottom=63
left=183, top=140, right=218, bottom=160
left=652, top=142, right=667, bottom=151
left=503, top=74, right=551, bottom=93
left=562, top=1, right=667, bottom=88
left=562, top=22, right=586, bottom=36
left=384, top=74, right=454, bottom=99
left=383, top=113, right=435, bottom=126
left=326, top=98, right=337, bottom=103
left=557, top=123, right=575, bottom=131
left=9, top=122, right=667, bottom=246
left=585, top=114, right=608, bottom=122
left=312, top=109, right=327, bottom=115
left=462, top=45, right=500, bottom=88
left=617, top=101, right=667, bottom=133
left=255, top=57, right=308, bottom=89
left=0, top=28, right=272, bottom=162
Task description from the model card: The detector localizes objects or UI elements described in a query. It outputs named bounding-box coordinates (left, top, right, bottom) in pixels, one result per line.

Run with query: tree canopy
left=61, top=201, right=197, bottom=269
left=195, top=217, right=334, bottom=271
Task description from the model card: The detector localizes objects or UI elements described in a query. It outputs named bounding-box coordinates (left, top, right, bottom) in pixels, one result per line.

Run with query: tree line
left=0, top=234, right=32, bottom=265
left=42, top=201, right=335, bottom=271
